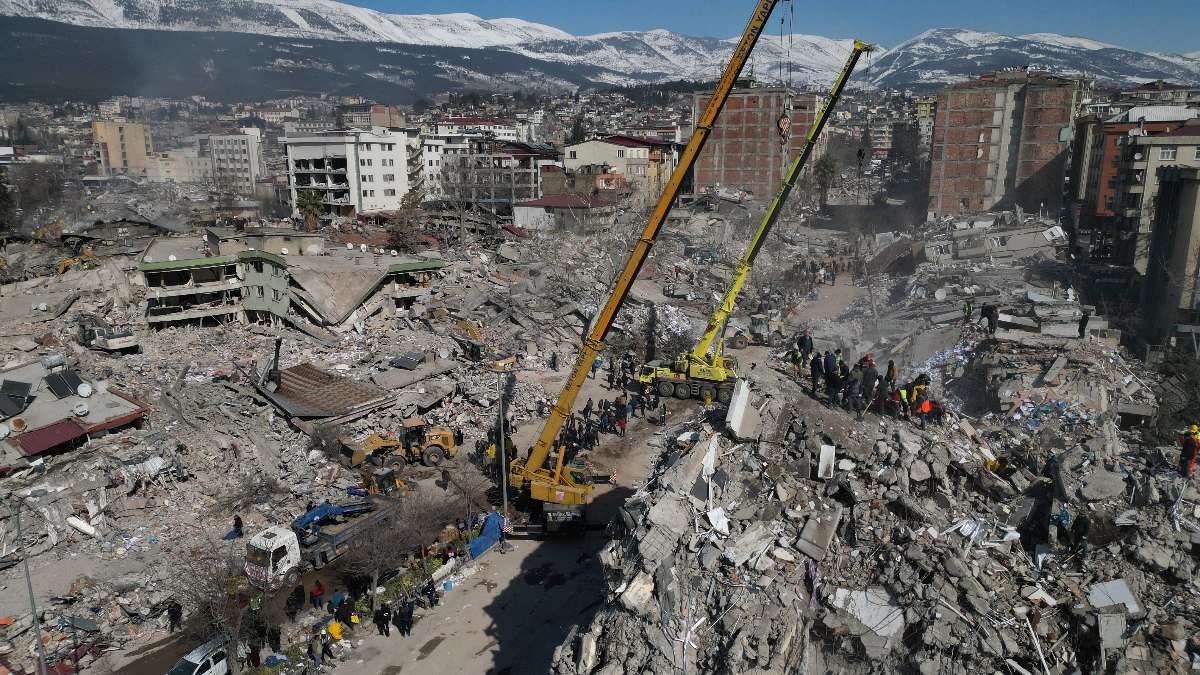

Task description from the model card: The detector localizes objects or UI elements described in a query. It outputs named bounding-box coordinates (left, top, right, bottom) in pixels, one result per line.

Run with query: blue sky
left=352, top=0, right=1198, bottom=54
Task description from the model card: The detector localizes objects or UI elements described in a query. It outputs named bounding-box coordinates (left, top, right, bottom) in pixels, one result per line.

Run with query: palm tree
left=813, top=154, right=838, bottom=212
left=296, top=189, right=323, bottom=232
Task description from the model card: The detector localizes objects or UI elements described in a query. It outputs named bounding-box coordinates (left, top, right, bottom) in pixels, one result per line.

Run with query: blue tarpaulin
left=468, top=512, right=503, bottom=558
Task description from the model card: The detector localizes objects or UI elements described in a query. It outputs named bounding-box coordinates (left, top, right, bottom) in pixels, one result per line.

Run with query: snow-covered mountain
left=0, top=0, right=1197, bottom=98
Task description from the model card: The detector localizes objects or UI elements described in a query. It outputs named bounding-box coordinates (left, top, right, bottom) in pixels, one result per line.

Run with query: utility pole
left=10, top=491, right=49, bottom=675
left=494, top=358, right=514, bottom=551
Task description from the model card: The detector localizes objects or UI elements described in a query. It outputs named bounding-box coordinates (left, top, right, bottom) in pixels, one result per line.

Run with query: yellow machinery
left=341, top=418, right=458, bottom=473
left=639, top=39, right=872, bottom=403
left=58, top=249, right=101, bottom=275
left=508, top=0, right=784, bottom=533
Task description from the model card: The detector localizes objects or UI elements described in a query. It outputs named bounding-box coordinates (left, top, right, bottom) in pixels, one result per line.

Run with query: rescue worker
left=810, top=353, right=825, bottom=397
left=914, top=386, right=932, bottom=430
left=1181, top=425, right=1199, bottom=478
left=885, top=359, right=897, bottom=386
left=963, top=299, right=974, bottom=325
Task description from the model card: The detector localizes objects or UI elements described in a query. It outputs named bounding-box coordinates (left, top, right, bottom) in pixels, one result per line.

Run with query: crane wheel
left=390, top=456, right=407, bottom=473
left=768, top=333, right=783, bottom=347
left=699, top=386, right=716, bottom=402
left=717, top=387, right=734, bottom=404
left=673, top=383, right=690, bottom=400
left=731, top=335, right=749, bottom=350
left=656, top=380, right=674, bottom=397
left=422, top=446, right=445, bottom=467
left=284, top=569, right=299, bottom=589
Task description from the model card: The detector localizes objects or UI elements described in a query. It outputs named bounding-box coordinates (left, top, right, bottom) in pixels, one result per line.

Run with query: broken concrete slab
left=1079, top=469, right=1126, bottom=501
left=724, top=522, right=773, bottom=567
left=1088, top=579, right=1142, bottom=615
left=795, top=506, right=843, bottom=562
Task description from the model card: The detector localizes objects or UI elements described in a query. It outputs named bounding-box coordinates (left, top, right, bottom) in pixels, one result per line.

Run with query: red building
left=692, top=84, right=824, bottom=198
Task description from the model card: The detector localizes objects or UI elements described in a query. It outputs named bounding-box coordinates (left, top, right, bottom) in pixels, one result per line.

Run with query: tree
left=296, top=189, right=324, bottom=232
left=342, top=490, right=459, bottom=611
left=813, top=154, right=838, bottom=211
left=0, top=170, right=15, bottom=230
left=163, top=537, right=262, bottom=675
left=386, top=188, right=432, bottom=253
left=566, top=116, right=586, bottom=145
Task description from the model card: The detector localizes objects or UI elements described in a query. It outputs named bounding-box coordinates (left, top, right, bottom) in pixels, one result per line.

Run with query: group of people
left=791, top=346, right=943, bottom=430
left=301, top=577, right=421, bottom=669
left=963, top=300, right=1001, bottom=335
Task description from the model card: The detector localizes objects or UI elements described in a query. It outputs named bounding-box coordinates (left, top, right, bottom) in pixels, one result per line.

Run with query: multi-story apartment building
left=1110, top=119, right=1200, bottom=273
left=424, top=133, right=558, bottom=207
left=284, top=126, right=421, bottom=221
left=927, top=69, right=1083, bottom=219
left=436, top=117, right=519, bottom=142
left=1069, top=106, right=1198, bottom=237
left=210, top=129, right=264, bottom=197
left=92, top=121, right=154, bottom=177
left=914, top=96, right=937, bottom=154
left=145, top=146, right=213, bottom=184
left=563, top=135, right=677, bottom=195
left=692, top=84, right=825, bottom=198
left=1140, top=166, right=1200, bottom=353
left=336, top=104, right=405, bottom=129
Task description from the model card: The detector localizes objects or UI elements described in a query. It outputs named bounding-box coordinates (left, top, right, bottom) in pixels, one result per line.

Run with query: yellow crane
left=639, top=39, right=873, bottom=403
left=507, top=0, right=782, bottom=533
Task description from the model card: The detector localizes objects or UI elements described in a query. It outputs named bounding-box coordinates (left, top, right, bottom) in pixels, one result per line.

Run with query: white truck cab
left=244, top=526, right=301, bottom=590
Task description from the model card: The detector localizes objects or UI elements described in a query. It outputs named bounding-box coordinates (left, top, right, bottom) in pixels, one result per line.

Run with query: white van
left=167, top=636, right=229, bottom=675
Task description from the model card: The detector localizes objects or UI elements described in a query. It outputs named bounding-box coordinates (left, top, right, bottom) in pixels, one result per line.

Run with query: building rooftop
left=1105, top=106, right=1200, bottom=124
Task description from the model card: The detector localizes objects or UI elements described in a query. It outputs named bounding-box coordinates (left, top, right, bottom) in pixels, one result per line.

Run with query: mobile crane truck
left=507, top=0, right=784, bottom=533
left=245, top=497, right=399, bottom=590
left=639, top=39, right=872, bottom=403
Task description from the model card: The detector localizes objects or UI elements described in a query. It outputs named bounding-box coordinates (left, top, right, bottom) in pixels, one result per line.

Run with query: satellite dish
left=77, top=383, right=94, bottom=398
left=143, top=256, right=154, bottom=262
left=390, top=250, right=398, bottom=256
left=346, top=243, right=354, bottom=250
left=1133, top=153, right=1143, bottom=160
left=360, top=244, right=368, bottom=253
left=934, top=288, right=947, bottom=301
left=73, top=401, right=90, bottom=417
left=168, top=254, right=177, bottom=261
left=280, top=247, right=289, bottom=255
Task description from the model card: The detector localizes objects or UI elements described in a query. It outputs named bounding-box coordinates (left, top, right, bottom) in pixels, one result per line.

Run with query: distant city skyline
left=355, top=0, right=1199, bottom=55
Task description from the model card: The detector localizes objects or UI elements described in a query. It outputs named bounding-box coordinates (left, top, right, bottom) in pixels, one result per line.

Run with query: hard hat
left=1191, top=425, right=1198, bottom=434
left=865, top=353, right=872, bottom=360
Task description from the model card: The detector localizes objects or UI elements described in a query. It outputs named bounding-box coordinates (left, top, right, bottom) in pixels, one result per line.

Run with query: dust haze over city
left=0, top=0, right=1199, bottom=674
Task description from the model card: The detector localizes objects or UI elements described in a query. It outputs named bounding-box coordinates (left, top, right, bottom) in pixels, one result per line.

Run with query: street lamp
left=7, top=489, right=49, bottom=675
left=492, top=356, right=517, bottom=551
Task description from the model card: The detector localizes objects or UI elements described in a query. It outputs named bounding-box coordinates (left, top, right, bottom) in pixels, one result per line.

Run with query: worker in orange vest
left=914, top=387, right=933, bottom=431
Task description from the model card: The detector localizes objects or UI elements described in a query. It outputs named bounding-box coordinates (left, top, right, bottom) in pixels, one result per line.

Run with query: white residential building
left=210, top=129, right=264, bottom=197
left=284, top=126, right=420, bottom=221
left=146, top=146, right=212, bottom=184
left=435, top=117, right=519, bottom=142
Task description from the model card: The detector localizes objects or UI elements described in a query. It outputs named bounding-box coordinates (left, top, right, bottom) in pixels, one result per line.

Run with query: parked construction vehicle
left=726, top=311, right=786, bottom=349
left=76, top=312, right=140, bottom=353
left=507, top=0, right=784, bottom=533
left=245, top=497, right=399, bottom=590
left=639, top=39, right=871, bottom=402
left=340, top=418, right=458, bottom=472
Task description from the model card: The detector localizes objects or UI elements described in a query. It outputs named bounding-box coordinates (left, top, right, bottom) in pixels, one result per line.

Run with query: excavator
left=639, top=39, right=872, bottom=404
left=506, top=0, right=784, bottom=533
left=58, top=248, right=102, bottom=275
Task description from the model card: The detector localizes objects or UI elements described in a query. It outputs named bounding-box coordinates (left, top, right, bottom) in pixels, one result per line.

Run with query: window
left=429, top=160, right=435, bottom=166
left=1160, top=148, right=1177, bottom=160
left=569, top=151, right=577, bottom=159
left=1195, top=147, right=1200, bottom=161
left=368, top=190, right=375, bottom=197
left=254, top=286, right=264, bottom=298
left=383, top=174, right=394, bottom=182
left=384, top=189, right=396, bottom=196
left=272, top=289, right=282, bottom=301
left=363, top=189, right=369, bottom=197
left=363, top=143, right=373, bottom=150
left=616, top=149, right=626, bottom=158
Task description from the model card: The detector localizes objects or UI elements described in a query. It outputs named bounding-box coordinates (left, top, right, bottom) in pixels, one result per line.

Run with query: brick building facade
left=692, top=85, right=824, bottom=198
left=928, top=69, right=1082, bottom=219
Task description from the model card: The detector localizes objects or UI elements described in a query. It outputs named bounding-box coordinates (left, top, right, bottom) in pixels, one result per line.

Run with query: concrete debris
left=549, top=246, right=1196, bottom=675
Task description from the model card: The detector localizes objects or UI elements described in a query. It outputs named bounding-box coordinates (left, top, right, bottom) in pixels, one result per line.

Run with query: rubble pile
left=551, top=303, right=1197, bottom=675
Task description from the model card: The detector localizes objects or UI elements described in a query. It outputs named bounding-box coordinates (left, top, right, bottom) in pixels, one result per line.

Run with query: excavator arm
left=690, top=40, right=873, bottom=367
left=510, top=0, right=783, bottom=504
